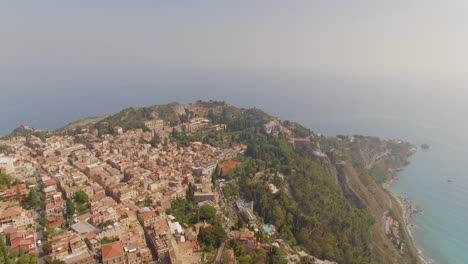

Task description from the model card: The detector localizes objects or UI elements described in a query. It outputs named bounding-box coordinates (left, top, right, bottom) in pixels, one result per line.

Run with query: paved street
left=34, top=168, right=46, bottom=264
left=214, top=179, right=236, bottom=264
left=35, top=212, right=45, bottom=264
left=214, top=242, right=226, bottom=264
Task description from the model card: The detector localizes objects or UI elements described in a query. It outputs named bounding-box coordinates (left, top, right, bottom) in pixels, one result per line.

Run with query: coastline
left=384, top=162, right=431, bottom=264
left=390, top=190, right=429, bottom=264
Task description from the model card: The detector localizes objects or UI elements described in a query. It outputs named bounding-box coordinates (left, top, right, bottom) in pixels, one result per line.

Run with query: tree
left=199, top=205, right=216, bottom=223
left=0, top=173, right=12, bottom=190
left=168, top=198, right=198, bottom=225
left=272, top=247, right=288, bottom=264
left=0, top=144, right=11, bottom=154
left=100, top=237, right=119, bottom=245
left=212, top=164, right=221, bottom=185
left=16, top=253, right=37, bottom=264
left=0, top=234, right=10, bottom=264
left=222, top=250, right=235, bottom=264
left=198, top=224, right=227, bottom=250
left=150, top=134, right=161, bottom=147
left=42, top=242, right=51, bottom=254
left=66, top=199, right=75, bottom=223
left=74, top=190, right=88, bottom=204
left=144, top=197, right=153, bottom=207
left=186, top=183, right=195, bottom=202
left=22, top=190, right=40, bottom=209
left=223, top=184, right=239, bottom=198
left=0, top=234, right=37, bottom=264
left=76, top=203, right=88, bottom=215
left=237, top=217, right=245, bottom=229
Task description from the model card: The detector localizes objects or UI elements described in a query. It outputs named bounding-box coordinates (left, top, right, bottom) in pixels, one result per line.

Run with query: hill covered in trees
left=201, top=102, right=419, bottom=263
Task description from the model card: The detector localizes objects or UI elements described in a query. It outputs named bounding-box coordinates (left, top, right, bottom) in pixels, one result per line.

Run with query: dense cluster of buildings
left=1, top=138, right=39, bottom=255
left=0, top=116, right=244, bottom=264
left=0, top=105, right=330, bottom=264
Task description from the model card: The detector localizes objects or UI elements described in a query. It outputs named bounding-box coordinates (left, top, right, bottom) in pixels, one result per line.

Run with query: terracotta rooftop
left=44, top=179, right=57, bottom=187
left=220, top=160, right=241, bottom=173
left=0, top=207, right=23, bottom=219
left=85, top=233, right=97, bottom=240
left=101, top=241, right=124, bottom=261
left=139, top=210, right=156, bottom=221
left=155, top=218, right=169, bottom=234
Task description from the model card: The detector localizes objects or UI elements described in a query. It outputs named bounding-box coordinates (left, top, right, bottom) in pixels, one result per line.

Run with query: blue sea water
left=391, top=131, right=468, bottom=264
left=1, top=68, right=466, bottom=263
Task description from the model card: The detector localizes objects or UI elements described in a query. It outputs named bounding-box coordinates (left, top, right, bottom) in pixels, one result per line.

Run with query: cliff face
left=319, top=136, right=420, bottom=264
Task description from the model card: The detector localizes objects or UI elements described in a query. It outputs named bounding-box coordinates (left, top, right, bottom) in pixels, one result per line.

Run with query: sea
left=1, top=68, right=467, bottom=263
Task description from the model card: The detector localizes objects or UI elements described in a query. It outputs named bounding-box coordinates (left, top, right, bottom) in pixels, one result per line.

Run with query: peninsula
left=0, top=101, right=421, bottom=264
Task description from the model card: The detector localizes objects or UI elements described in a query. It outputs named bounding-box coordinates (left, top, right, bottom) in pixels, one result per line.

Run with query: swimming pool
left=263, top=225, right=274, bottom=235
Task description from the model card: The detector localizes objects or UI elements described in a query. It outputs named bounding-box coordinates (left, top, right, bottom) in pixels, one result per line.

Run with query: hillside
left=318, top=136, right=420, bottom=263
left=209, top=105, right=419, bottom=263
left=81, top=101, right=230, bottom=135
left=58, top=115, right=108, bottom=132
left=4, top=101, right=420, bottom=263
left=2, top=124, right=50, bottom=140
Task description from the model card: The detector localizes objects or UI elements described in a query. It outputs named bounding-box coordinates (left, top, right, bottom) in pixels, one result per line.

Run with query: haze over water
left=2, top=69, right=467, bottom=263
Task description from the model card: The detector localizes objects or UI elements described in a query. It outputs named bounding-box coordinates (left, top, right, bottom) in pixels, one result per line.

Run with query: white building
left=0, top=154, right=15, bottom=174
left=144, top=120, right=164, bottom=132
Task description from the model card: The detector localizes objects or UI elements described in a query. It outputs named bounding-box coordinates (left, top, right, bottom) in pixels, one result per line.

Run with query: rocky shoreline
left=400, top=197, right=422, bottom=233
left=385, top=164, right=431, bottom=264
left=392, top=190, right=432, bottom=264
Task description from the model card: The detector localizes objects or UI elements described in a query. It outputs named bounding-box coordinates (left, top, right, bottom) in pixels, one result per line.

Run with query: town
left=0, top=104, right=332, bottom=264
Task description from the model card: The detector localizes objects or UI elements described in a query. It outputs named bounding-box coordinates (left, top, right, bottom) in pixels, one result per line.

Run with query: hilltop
left=1, top=101, right=420, bottom=264
left=59, top=116, right=109, bottom=132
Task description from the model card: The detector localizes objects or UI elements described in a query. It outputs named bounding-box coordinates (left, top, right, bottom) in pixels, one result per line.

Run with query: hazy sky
left=2, top=1, right=468, bottom=80
left=3, top=1, right=468, bottom=135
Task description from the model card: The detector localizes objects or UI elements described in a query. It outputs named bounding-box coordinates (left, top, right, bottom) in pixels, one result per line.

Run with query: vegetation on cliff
left=87, top=102, right=185, bottom=134
left=209, top=104, right=418, bottom=264
left=220, top=132, right=375, bottom=263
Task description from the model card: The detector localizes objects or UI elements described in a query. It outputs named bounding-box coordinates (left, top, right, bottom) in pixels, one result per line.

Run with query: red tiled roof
left=155, top=219, right=169, bottom=233
left=3, top=226, right=18, bottom=234
left=0, top=207, right=22, bottom=219
left=101, top=241, right=124, bottom=261
left=44, top=179, right=56, bottom=187
left=139, top=211, right=156, bottom=221
left=11, top=238, right=34, bottom=250
left=220, top=160, right=241, bottom=173
left=47, top=216, right=64, bottom=228
left=85, top=233, right=97, bottom=240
